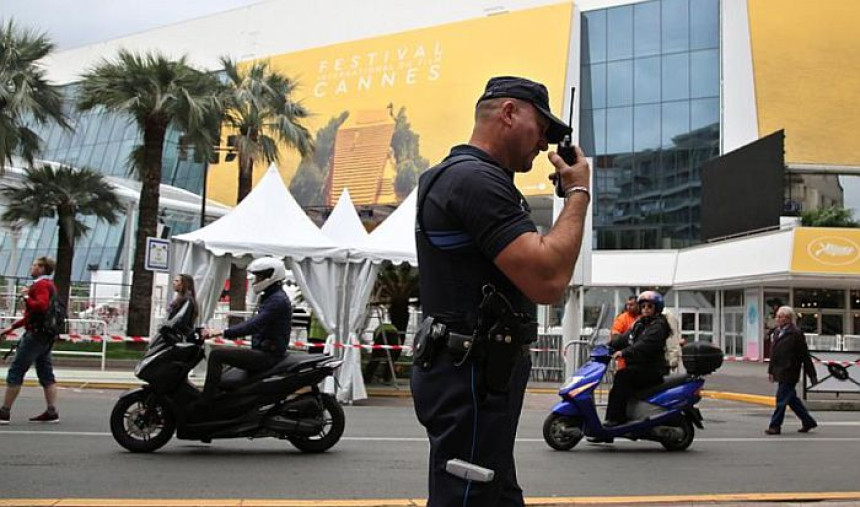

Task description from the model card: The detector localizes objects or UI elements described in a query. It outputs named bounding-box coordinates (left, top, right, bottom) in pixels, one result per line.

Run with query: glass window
left=662, top=0, right=690, bottom=54
left=607, top=60, right=633, bottom=107
left=822, top=314, right=844, bottom=335
left=690, top=0, right=719, bottom=50
left=607, top=6, right=634, bottom=61
left=583, top=10, right=607, bottom=64
left=606, top=107, right=633, bottom=154
left=690, top=49, right=719, bottom=98
left=661, top=101, right=689, bottom=148
left=662, top=53, right=690, bottom=101
left=724, top=290, right=744, bottom=307
left=691, top=97, right=719, bottom=131
left=634, top=104, right=661, bottom=151
left=583, top=108, right=607, bottom=154
left=634, top=1, right=661, bottom=57
left=794, top=288, right=845, bottom=309
left=586, top=63, right=607, bottom=109
left=634, top=56, right=661, bottom=104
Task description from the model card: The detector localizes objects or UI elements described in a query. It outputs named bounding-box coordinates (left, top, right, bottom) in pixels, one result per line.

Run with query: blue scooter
left=543, top=342, right=721, bottom=452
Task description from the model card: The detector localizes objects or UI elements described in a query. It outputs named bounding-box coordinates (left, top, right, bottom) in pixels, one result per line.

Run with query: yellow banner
left=749, top=0, right=860, bottom=166
left=209, top=3, right=574, bottom=206
left=791, top=227, right=860, bottom=274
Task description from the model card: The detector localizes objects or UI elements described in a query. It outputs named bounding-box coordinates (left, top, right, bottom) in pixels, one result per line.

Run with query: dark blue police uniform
left=412, top=144, right=537, bottom=507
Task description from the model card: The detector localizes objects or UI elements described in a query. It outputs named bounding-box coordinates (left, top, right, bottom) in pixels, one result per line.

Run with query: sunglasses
left=639, top=302, right=656, bottom=309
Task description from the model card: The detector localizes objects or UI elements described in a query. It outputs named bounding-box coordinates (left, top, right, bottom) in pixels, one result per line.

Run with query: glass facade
left=0, top=85, right=207, bottom=281
left=581, top=0, right=720, bottom=249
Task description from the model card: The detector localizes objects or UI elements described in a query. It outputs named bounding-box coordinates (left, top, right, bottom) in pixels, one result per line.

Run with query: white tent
left=360, top=188, right=418, bottom=266
left=171, top=165, right=345, bottom=322
left=171, top=166, right=377, bottom=402
left=312, top=189, right=382, bottom=402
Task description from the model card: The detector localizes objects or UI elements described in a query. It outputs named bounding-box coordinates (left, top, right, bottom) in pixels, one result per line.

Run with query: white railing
left=0, top=317, right=111, bottom=370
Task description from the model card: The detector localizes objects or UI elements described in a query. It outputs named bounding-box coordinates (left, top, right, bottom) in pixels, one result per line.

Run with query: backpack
left=33, top=286, right=67, bottom=340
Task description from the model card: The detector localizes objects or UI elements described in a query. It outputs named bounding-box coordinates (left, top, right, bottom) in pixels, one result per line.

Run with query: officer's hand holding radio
left=548, top=144, right=590, bottom=201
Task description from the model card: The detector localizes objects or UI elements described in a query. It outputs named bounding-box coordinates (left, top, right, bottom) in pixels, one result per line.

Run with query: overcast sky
left=3, top=0, right=858, bottom=216
left=1, top=0, right=262, bottom=50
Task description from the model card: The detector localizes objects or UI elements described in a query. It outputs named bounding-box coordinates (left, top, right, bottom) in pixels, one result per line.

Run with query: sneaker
left=0, top=407, right=9, bottom=425
left=764, top=426, right=781, bottom=435
left=798, top=422, right=818, bottom=433
left=29, top=410, right=60, bottom=424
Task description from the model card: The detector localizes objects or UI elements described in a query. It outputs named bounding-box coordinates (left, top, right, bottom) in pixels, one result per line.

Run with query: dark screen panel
left=701, top=130, right=784, bottom=241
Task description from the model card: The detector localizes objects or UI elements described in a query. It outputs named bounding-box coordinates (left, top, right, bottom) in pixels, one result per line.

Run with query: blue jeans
left=769, top=382, right=816, bottom=429
left=6, top=331, right=56, bottom=387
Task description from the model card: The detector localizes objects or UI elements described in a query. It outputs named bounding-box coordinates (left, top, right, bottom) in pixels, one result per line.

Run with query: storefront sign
left=791, top=227, right=860, bottom=274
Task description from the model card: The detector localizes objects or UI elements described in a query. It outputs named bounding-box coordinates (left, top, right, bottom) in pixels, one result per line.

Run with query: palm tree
left=372, top=263, right=419, bottom=333
left=78, top=50, right=222, bottom=336
left=0, top=164, right=122, bottom=305
left=219, top=57, right=313, bottom=320
left=0, top=19, right=70, bottom=174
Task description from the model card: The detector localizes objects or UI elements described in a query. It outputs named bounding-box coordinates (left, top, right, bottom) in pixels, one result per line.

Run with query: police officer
left=411, top=76, right=591, bottom=507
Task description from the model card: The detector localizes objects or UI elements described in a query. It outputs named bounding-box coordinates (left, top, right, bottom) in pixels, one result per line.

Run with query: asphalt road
left=1, top=387, right=859, bottom=501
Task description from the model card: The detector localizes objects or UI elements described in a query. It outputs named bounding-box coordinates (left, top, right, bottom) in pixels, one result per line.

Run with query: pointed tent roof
left=173, top=164, right=344, bottom=260
left=321, top=189, right=371, bottom=249
left=361, top=188, right=418, bottom=266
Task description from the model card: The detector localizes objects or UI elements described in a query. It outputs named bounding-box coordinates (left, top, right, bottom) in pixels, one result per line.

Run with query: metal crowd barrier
left=0, top=317, right=110, bottom=370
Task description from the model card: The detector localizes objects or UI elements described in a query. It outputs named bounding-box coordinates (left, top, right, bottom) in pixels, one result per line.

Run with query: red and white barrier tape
left=2, top=332, right=568, bottom=354
left=4, top=332, right=856, bottom=363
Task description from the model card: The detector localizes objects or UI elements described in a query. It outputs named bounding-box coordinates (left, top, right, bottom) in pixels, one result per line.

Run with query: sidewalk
left=0, top=359, right=778, bottom=403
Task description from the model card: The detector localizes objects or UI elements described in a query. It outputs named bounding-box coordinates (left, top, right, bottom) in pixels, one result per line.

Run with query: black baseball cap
left=477, top=76, right=572, bottom=143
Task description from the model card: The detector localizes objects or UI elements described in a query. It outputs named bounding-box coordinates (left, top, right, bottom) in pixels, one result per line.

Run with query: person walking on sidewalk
left=765, top=305, right=818, bottom=435
left=0, top=257, right=61, bottom=424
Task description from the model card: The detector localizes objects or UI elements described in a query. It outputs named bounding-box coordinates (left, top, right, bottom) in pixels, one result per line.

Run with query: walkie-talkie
left=553, top=87, right=577, bottom=198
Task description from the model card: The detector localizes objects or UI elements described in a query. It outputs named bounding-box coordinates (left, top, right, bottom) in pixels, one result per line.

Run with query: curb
left=7, top=380, right=779, bottom=408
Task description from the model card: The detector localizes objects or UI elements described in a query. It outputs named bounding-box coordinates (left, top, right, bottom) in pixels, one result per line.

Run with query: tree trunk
left=53, top=211, right=75, bottom=308
left=126, top=120, right=167, bottom=337
left=229, top=155, right=255, bottom=326
left=389, top=298, right=410, bottom=333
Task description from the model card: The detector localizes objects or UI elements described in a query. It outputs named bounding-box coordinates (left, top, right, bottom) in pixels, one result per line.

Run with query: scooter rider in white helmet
left=202, top=257, right=292, bottom=400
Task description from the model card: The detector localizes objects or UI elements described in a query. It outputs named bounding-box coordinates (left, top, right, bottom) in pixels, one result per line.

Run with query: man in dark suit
left=765, top=306, right=818, bottom=435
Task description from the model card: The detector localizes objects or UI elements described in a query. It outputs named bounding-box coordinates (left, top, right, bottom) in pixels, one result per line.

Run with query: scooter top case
left=219, top=352, right=338, bottom=397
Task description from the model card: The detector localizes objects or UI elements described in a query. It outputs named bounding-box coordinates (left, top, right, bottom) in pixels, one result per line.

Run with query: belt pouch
left=484, top=332, right=521, bottom=394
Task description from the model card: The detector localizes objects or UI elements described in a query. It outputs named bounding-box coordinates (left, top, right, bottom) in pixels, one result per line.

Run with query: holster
left=475, top=285, right=538, bottom=394
left=413, top=316, right=447, bottom=369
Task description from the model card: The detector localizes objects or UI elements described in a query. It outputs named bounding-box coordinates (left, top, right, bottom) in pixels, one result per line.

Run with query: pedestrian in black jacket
left=604, top=290, right=669, bottom=426
left=765, top=306, right=818, bottom=435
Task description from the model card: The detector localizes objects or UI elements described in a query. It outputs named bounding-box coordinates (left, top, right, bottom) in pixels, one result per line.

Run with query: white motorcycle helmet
left=247, top=257, right=287, bottom=294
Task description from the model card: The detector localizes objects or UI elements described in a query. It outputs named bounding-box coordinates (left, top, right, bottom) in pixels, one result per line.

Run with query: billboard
left=792, top=227, right=860, bottom=274
left=700, top=130, right=784, bottom=242
left=208, top=3, right=574, bottom=206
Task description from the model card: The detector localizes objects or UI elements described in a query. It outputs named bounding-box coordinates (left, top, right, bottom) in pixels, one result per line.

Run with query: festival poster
left=208, top=3, right=574, bottom=206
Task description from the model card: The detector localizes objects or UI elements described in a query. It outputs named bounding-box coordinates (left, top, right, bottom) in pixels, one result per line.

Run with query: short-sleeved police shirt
left=416, top=144, right=537, bottom=334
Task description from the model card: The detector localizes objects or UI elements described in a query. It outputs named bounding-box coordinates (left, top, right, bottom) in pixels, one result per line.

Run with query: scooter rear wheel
left=110, top=391, right=175, bottom=453
left=660, top=417, right=694, bottom=452
left=288, top=393, right=345, bottom=453
left=543, top=413, right=584, bottom=451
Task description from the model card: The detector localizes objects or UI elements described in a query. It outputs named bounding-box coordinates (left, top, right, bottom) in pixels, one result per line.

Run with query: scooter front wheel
left=543, top=413, right=584, bottom=451
left=110, top=391, right=175, bottom=453
left=288, top=393, right=345, bottom=453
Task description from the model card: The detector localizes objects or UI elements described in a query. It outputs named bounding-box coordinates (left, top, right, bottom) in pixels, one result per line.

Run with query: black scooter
left=110, top=328, right=345, bottom=453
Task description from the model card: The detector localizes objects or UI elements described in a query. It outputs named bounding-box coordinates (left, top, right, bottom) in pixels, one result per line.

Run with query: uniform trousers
left=411, top=347, right=531, bottom=507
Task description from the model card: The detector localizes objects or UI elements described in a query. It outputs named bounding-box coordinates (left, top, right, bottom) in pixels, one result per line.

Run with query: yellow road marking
left=3, top=492, right=860, bottom=507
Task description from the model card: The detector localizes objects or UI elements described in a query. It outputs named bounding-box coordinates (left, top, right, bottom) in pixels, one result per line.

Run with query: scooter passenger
left=202, top=257, right=292, bottom=400
left=604, top=290, right=669, bottom=427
